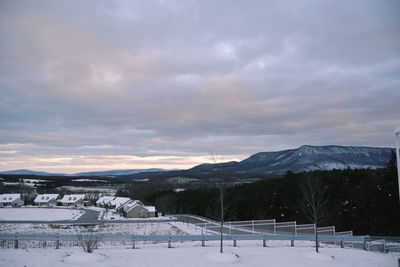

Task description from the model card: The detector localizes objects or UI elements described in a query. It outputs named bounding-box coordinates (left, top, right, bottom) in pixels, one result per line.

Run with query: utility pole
left=395, top=127, right=400, bottom=204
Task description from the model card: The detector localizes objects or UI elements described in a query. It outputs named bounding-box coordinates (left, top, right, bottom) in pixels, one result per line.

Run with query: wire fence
left=1, top=214, right=398, bottom=253
left=185, top=215, right=399, bottom=253
left=0, top=232, right=368, bottom=251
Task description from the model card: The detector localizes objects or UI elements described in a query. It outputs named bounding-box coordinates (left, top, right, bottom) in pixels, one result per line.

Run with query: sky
left=0, top=0, right=399, bottom=173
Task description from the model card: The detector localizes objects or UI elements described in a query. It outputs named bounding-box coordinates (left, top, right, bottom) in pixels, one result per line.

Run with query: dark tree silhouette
left=300, top=176, right=330, bottom=253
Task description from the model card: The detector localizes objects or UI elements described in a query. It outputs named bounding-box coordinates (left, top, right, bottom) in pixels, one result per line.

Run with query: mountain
left=0, top=145, right=394, bottom=178
left=0, top=169, right=66, bottom=176
left=188, top=145, right=394, bottom=175
left=74, top=168, right=166, bottom=176
left=0, top=168, right=166, bottom=177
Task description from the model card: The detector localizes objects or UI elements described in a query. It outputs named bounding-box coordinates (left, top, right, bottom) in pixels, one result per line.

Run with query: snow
left=96, top=196, right=131, bottom=208
left=34, top=194, right=59, bottom=203
left=144, top=205, right=156, bottom=212
left=0, top=221, right=192, bottom=236
left=101, top=210, right=172, bottom=221
left=0, top=194, right=21, bottom=203
left=0, top=218, right=397, bottom=266
left=57, top=186, right=117, bottom=194
left=60, top=194, right=85, bottom=204
left=0, top=208, right=84, bottom=221
left=174, top=188, right=186, bottom=192
left=0, top=242, right=396, bottom=267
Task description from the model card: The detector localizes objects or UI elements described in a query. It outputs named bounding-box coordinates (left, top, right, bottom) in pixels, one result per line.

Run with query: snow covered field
left=0, top=242, right=397, bottom=267
left=0, top=220, right=397, bottom=266
left=0, top=208, right=84, bottom=221
left=0, top=221, right=197, bottom=236
left=101, top=210, right=174, bottom=221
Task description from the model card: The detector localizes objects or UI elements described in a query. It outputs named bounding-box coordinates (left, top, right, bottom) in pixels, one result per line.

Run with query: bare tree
left=76, top=228, right=101, bottom=253
left=211, top=155, right=229, bottom=254
left=300, top=176, right=330, bottom=253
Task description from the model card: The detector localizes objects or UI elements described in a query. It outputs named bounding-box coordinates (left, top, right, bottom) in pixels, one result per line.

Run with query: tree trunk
left=220, top=190, right=224, bottom=253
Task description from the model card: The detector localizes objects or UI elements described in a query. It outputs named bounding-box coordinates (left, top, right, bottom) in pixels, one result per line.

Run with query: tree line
left=148, top=153, right=400, bottom=236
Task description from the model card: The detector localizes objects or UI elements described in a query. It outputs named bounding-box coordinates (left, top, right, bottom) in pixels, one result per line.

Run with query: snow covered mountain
left=0, top=145, right=394, bottom=177
left=189, top=145, right=394, bottom=174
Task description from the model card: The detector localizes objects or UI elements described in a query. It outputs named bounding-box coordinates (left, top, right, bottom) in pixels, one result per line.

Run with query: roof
left=96, top=196, right=115, bottom=205
left=144, top=205, right=156, bottom=212
left=109, top=197, right=131, bottom=208
left=0, top=194, right=21, bottom=203
left=96, top=196, right=131, bottom=208
left=60, top=194, right=85, bottom=203
left=34, top=194, right=59, bottom=203
left=122, top=200, right=144, bottom=212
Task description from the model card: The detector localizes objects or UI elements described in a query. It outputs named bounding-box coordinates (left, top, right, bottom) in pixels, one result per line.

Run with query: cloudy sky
left=0, top=0, right=399, bottom=173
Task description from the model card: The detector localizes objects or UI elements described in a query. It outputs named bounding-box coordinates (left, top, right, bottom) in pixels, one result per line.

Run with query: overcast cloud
left=0, top=0, right=399, bottom=173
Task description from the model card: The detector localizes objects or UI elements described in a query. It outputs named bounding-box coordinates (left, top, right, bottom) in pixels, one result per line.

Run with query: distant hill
left=188, top=145, right=394, bottom=175
left=0, top=168, right=166, bottom=177
left=0, top=145, right=394, bottom=178
left=74, top=168, right=166, bottom=176
left=0, top=169, right=66, bottom=176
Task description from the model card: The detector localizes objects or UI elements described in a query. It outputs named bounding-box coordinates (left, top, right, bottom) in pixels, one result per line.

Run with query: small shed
left=144, top=205, right=157, bottom=217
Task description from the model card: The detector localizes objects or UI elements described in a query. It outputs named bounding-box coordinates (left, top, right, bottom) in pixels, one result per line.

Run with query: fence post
left=340, top=240, right=344, bottom=248
left=363, top=239, right=367, bottom=251
left=291, top=240, right=294, bottom=247
left=168, top=238, right=172, bottom=248
left=56, top=235, right=60, bottom=249
left=383, top=239, right=386, bottom=253
left=233, top=239, right=237, bottom=247
left=263, top=239, right=266, bottom=247
left=132, top=237, right=136, bottom=249
left=202, top=239, right=205, bottom=247
left=14, top=235, right=18, bottom=249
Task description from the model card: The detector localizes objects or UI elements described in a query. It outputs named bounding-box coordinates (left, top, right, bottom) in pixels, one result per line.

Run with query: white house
left=122, top=200, right=156, bottom=218
left=34, top=194, right=59, bottom=207
left=96, top=196, right=131, bottom=210
left=0, top=194, right=24, bottom=207
left=59, top=194, right=85, bottom=207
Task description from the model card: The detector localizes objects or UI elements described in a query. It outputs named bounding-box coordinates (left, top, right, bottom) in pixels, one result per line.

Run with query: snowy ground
left=0, top=208, right=84, bottom=221
left=0, top=241, right=397, bottom=267
left=101, top=209, right=175, bottom=221
left=0, top=221, right=198, bottom=236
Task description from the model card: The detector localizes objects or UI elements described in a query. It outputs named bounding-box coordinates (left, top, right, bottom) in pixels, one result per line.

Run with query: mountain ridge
left=0, top=145, right=394, bottom=177
left=188, top=145, right=394, bottom=174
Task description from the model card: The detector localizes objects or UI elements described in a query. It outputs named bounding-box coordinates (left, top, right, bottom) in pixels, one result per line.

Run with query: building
left=122, top=200, right=156, bottom=218
left=34, top=194, right=59, bottom=207
left=59, top=194, right=85, bottom=207
left=144, top=205, right=157, bottom=217
left=0, top=194, right=24, bottom=207
left=96, top=196, right=131, bottom=210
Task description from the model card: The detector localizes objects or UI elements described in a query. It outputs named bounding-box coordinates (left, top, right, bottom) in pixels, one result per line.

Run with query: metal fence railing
left=0, top=233, right=368, bottom=250
left=181, top=215, right=399, bottom=253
